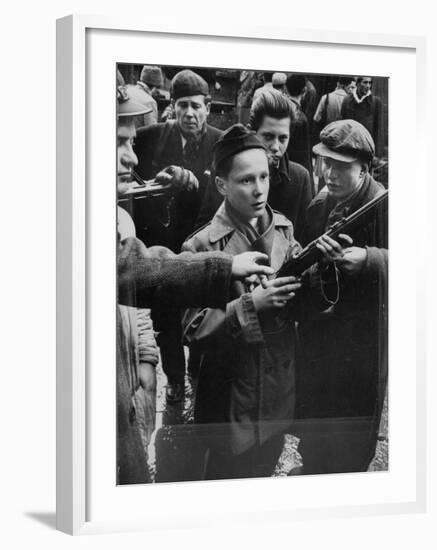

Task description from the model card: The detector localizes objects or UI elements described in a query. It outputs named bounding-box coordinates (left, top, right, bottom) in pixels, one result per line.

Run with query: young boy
left=182, top=124, right=303, bottom=480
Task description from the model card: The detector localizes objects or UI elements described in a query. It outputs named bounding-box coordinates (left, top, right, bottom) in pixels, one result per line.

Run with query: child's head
left=213, top=124, right=270, bottom=222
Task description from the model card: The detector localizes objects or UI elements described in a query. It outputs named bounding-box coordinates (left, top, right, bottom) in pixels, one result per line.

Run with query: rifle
left=277, top=189, right=388, bottom=278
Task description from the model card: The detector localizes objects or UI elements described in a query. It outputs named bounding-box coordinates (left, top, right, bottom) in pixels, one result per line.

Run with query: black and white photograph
left=116, top=63, right=388, bottom=485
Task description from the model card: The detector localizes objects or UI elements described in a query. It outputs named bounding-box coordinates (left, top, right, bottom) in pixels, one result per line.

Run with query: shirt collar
left=208, top=202, right=291, bottom=243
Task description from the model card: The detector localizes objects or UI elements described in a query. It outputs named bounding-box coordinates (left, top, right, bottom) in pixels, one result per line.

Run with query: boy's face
left=217, top=148, right=270, bottom=222
left=322, top=157, right=364, bottom=201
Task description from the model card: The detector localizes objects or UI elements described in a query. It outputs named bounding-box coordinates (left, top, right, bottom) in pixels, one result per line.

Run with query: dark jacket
left=287, top=98, right=312, bottom=174
left=297, top=174, right=388, bottom=470
left=182, top=205, right=301, bottom=456
left=340, top=94, right=385, bottom=157
left=196, top=154, right=312, bottom=241
left=133, top=121, right=223, bottom=250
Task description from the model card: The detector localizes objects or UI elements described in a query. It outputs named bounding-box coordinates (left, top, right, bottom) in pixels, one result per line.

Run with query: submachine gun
left=277, top=189, right=388, bottom=278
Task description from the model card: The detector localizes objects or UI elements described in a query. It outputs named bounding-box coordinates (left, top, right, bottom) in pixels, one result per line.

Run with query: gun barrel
left=277, top=190, right=388, bottom=278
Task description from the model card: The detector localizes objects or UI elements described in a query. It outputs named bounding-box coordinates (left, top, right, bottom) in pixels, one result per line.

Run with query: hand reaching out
left=232, top=252, right=274, bottom=280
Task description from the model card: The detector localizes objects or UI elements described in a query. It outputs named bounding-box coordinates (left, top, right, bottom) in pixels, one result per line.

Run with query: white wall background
left=0, top=0, right=434, bottom=547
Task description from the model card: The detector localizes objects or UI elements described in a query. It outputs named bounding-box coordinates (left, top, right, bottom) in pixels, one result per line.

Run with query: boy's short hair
left=285, top=74, right=306, bottom=97
left=249, top=89, right=294, bottom=132
left=213, top=123, right=266, bottom=179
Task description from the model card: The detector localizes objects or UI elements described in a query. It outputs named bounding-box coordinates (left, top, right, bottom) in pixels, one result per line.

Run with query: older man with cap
left=134, top=68, right=222, bottom=248
left=295, top=119, right=388, bottom=475
left=132, top=69, right=223, bottom=404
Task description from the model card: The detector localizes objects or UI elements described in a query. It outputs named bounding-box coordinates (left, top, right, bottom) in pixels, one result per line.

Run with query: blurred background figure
left=340, top=76, right=385, bottom=159
left=314, top=75, right=356, bottom=129
left=301, top=77, right=318, bottom=123
left=236, top=70, right=263, bottom=125
left=285, top=74, right=313, bottom=183
left=127, top=65, right=164, bottom=128
left=272, top=72, right=287, bottom=94
left=253, top=71, right=274, bottom=103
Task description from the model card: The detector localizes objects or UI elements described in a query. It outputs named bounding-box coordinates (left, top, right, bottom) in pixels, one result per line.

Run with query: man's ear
left=360, top=162, right=369, bottom=176
left=205, top=101, right=211, bottom=116
left=215, top=176, right=227, bottom=197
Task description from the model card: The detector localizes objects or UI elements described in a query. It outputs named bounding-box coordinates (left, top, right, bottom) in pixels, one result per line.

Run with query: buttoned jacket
left=182, top=204, right=300, bottom=455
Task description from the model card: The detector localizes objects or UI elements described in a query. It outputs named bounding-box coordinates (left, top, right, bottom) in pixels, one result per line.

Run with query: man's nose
left=185, top=105, right=194, bottom=117
left=253, top=179, right=264, bottom=195
left=270, top=139, right=280, bottom=152
left=122, top=146, right=138, bottom=168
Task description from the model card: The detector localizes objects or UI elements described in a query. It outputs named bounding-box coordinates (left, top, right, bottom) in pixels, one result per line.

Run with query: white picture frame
left=56, top=14, right=427, bottom=535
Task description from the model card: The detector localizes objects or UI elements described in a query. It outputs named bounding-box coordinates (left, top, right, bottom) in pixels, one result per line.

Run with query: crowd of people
left=116, top=65, right=388, bottom=484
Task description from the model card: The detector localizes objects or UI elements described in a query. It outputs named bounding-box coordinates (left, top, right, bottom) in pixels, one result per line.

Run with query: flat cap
left=313, top=119, right=375, bottom=162
left=139, top=65, right=163, bottom=87
left=212, top=123, right=266, bottom=172
left=117, top=69, right=150, bottom=117
left=171, top=69, right=209, bottom=100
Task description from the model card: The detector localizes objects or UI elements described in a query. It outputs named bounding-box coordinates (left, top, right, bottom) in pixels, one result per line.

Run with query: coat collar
left=208, top=203, right=292, bottom=244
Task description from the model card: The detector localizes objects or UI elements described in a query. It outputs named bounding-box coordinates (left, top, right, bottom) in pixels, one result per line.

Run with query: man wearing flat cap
left=295, top=119, right=388, bottom=475
left=132, top=69, right=223, bottom=404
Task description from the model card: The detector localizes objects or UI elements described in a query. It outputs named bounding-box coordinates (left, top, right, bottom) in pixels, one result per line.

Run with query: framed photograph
left=56, top=15, right=426, bottom=535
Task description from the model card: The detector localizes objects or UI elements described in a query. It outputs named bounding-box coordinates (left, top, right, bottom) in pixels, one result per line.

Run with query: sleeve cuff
left=226, top=293, right=264, bottom=345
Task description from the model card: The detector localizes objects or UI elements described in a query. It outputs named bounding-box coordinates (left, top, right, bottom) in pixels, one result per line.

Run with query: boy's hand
left=251, top=276, right=302, bottom=312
